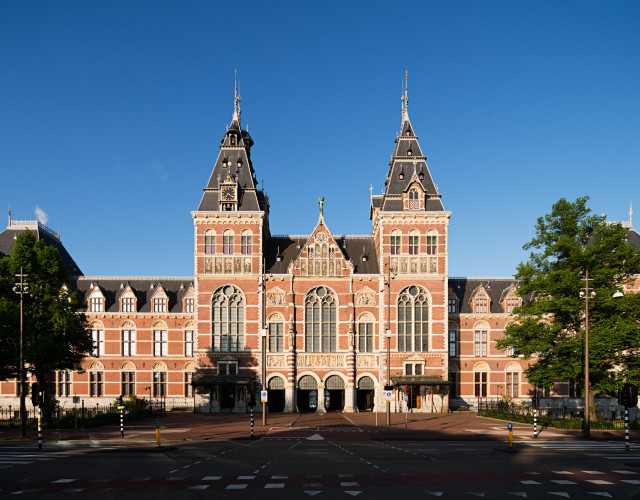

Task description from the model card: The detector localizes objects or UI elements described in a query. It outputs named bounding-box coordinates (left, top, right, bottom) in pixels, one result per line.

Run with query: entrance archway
left=324, top=375, right=345, bottom=411
left=267, top=377, right=285, bottom=412
left=297, top=375, right=318, bottom=412
left=356, top=376, right=375, bottom=411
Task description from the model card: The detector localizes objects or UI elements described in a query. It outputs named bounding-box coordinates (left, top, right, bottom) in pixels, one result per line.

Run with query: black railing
left=478, top=399, right=640, bottom=430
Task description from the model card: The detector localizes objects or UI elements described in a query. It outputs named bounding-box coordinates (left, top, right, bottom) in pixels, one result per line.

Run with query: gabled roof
left=448, top=277, right=522, bottom=314
left=70, top=277, right=193, bottom=314
left=0, top=220, right=83, bottom=276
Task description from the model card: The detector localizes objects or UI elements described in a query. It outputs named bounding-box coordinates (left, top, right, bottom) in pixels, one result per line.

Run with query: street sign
left=404, top=393, right=409, bottom=402
left=385, top=391, right=392, bottom=402
left=261, top=390, right=268, bottom=403
left=507, top=422, right=513, bottom=431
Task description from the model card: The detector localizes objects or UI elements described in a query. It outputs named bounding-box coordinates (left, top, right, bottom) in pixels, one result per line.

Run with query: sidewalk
left=0, top=411, right=637, bottom=447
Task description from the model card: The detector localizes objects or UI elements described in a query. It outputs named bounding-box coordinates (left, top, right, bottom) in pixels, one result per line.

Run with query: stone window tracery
left=212, top=285, right=245, bottom=352
left=305, top=286, right=336, bottom=352
left=397, top=286, right=429, bottom=352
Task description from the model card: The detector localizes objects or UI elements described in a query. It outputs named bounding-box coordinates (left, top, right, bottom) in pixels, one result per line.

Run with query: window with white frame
left=448, top=326, right=458, bottom=357
left=212, top=285, right=245, bottom=352
left=475, top=372, right=487, bottom=397
left=90, top=370, right=103, bottom=397
left=408, top=231, right=419, bottom=255
left=153, top=297, right=167, bottom=313
left=505, top=297, right=519, bottom=313
left=241, top=230, right=252, bottom=255
left=358, top=315, right=374, bottom=352
left=121, top=296, right=135, bottom=312
left=505, top=345, right=515, bottom=357
left=426, top=233, right=437, bottom=255
left=474, top=329, right=488, bottom=357
left=91, top=327, right=104, bottom=357
left=122, top=328, right=136, bottom=356
left=305, top=286, right=337, bottom=352
left=223, top=230, right=234, bottom=255
left=184, top=329, right=194, bottom=356
left=390, top=230, right=400, bottom=255
left=90, top=295, right=103, bottom=312
left=404, top=360, right=424, bottom=375
left=506, top=372, right=519, bottom=397
left=121, top=371, right=135, bottom=396
left=205, top=230, right=215, bottom=254
left=57, top=371, right=72, bottom=397
left=474, top=297, right=488, bottom=313
left=268, top=316, right=284, bottom=352
left=397, top=285, right=429, bottom=352
left=153, top=371, right=166, bottom=397
left=153, top=329, right=167, bottom=356
left=448, top=297, right=457, bottom=314
left=184, top=298, right=194, bottom=313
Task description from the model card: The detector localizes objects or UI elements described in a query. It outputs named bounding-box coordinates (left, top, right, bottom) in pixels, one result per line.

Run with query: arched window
left=305, top=286, right=337, bottom=352
left=89, top=362, right=104, bottom=397
left=90, top=321, right=104, bottom=357
left=397, top=285, right=429, bottom=352
left=408, top=230, right=419, bottom=255
left=357, top=313, right=374, bottom=353
left=152, top=362, right=167, bottom=397
left=408, top=188, right=420, bottom=209
left=268, top=313, right=284, bottom=352
left=241, top=230, right=252, bottom=255
left=409, top=188, right=419, bottom=200
left=205, top=230, right=215, bottom=254
left=223, top=230, right=234, bottom=255
left=212, top=285, right=245, bottom=352
left=153, top=321, right=168, bottom=357
left=121, top=321, right=136, bottom=356
left=390, top=230, right=401, bottom=255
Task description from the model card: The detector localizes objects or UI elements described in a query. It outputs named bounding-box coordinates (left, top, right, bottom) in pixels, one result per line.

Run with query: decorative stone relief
left=356, top=287, right=376, bottom=306
left=356, top=355, right=379, bottom=368
left=267, top=287, right=287, bottom=306
left=267, top=355, right=286, bottom=367
left=297, top=354, right=345, bottom=369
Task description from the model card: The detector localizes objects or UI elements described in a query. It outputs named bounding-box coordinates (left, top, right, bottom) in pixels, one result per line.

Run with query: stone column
left=343, top=315, right=356, bottom=412
left=285, top=316, right=296, bottom=412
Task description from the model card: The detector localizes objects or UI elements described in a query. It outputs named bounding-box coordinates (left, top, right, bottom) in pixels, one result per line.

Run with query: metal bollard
left=120, top=407, right=124, bottom=439
left=250, top=408, right=254, bottom=439
left=155, top=419, right=161, bottom=447
left=508, top=422, right=513, bottom=448
left=625, top=408, right=630, bottom=452
left=534, top=408, right=537, bottom=438
left=37, top=407, right=42, bottom=450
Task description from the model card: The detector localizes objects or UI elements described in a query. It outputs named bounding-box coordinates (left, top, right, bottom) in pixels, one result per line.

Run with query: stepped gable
left=0, top=219, right=83, bottom=276
left=448, top=277, right=519, bottom=314
left=70, top=277, right=193, bottom=313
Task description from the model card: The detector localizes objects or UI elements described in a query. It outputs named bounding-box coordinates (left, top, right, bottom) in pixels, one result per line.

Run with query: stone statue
left=318, top=197, right=325, bottom=216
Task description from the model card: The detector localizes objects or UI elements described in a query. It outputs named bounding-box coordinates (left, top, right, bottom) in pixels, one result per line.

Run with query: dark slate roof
left=626, top=228, right=640, bottom=250
left=70, top=277, right=193, bottom=314
left=265, top=235, right=380, bottom=275
left=379, top=113, right=445, bottom=213
left=448, top=277, right=519, bottom=314
left=0, top=222, right=83, bottom=276
left=196, top=108, right=267, bottom=213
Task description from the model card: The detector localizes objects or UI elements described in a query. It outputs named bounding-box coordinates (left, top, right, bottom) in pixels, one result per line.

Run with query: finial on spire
left=232, top=69, right=241, bottom=123
left=369, top=184, right=373, bottom=200
left=401, top=70, right=410, bottom=124
left=7, top=204, right=11, bottom=227
left=630, top=201, right=633, bottom=227
left=318, top=197, right=325, bottom=217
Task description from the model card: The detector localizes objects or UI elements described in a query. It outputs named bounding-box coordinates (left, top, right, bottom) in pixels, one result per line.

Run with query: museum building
left=6, top=87, right=635, bottom=413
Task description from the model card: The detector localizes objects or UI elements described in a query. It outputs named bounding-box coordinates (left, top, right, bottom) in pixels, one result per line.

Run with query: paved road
left=1, top=412, right=638, bottom=498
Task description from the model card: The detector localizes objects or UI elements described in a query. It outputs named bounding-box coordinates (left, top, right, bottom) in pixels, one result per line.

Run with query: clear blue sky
left=1, top=1, right=638, bottom=277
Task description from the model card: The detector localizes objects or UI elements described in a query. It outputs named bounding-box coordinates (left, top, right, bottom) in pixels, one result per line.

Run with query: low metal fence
left=478, top=399, right=639, bottom=430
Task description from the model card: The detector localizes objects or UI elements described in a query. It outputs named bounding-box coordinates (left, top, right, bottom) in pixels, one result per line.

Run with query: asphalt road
left=1, top=412, right=639, bottom=498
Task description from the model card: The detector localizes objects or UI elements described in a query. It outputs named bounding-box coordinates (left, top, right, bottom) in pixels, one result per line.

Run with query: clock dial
left=222, top=187, right=235, bottom=201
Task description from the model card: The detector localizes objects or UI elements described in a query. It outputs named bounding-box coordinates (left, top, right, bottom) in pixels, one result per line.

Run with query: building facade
left=6, top=88, right=636, bottom=413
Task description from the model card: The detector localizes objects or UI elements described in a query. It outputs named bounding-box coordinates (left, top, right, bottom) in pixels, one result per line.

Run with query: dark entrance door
left=220, top=384, right=235, bottom=410
left=267, top=377, right=286, bottom=412
left=297, top=376, right=318, bottom=412
left=324, top=375, right=345, bottom=411
left=356, top=376, right=375, bottom=411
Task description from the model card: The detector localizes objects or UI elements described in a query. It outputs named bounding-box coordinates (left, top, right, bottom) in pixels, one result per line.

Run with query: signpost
left=508, top=422, right=513, bottom=448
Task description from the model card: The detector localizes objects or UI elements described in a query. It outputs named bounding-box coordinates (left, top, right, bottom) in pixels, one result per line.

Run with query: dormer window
left=505, top=297, right=519, bottom=313
left=90, top=296, right=103, bottom=312
left=230, top=134, right=237, bottom=146
left=153, top=297, right=167, bottom=313
left=474, top=297, right=489, bottom=314
left=122, top=297, right=135, bottom=312
left=398, top=170, right=405, bottom=180
left=407, top=148, right=413, bottom=156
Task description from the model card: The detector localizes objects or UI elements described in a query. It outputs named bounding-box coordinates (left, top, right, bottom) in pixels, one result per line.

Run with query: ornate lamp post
left=580, top=269, right=595, bottom=439
left=12, top=267, right=29, bottom=438
left=260, top=258, right=268, bottom=426
left=384, top=263, right=396, bottom=426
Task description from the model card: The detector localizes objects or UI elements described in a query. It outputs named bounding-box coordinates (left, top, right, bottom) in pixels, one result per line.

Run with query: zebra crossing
left=0, top=445, right=86, bottom=469
left=519, top=439, right=640, bottom=458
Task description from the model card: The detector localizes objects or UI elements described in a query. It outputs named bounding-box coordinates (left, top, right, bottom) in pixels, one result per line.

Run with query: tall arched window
left=223, top=230, right=234, bottom=255
left=390, top=230, right=401, bottom=255
left=408, top=230, right=419, bottom=255
left=205, top=230, right=215, bottom=254
left=212, top=285, right=245, bottom=352
left=268, top=313, right=284, bottom=352
left=397, top=285, right=429, bottom=352
left=241, top=230, right=252, bottom=255
left=357, top=313, right=374, bottom=352
left=305, top=286, right=337, bottom=352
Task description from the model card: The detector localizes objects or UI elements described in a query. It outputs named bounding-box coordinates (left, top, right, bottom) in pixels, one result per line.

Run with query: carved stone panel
left=356, top=355, right=379, bottom=368
left=267, top=287, right=287, bottom=306
left=266, top=355, right=286, bottom=368
left=297, top=354, right=345, bottom=369
left=356, top=287, right=376, bottom=306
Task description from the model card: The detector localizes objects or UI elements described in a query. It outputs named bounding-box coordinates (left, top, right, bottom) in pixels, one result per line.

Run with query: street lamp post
left=580, top=269, right=595, bottom=439
left=260, top=258, right=268, bottom=426
left=12, top=267, right=29, bottom=438
left=384, top=263, right=396, bottom=427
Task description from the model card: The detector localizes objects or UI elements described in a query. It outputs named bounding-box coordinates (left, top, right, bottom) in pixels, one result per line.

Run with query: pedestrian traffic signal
left=531, top=393, right=538, bottom=408
left=618, top=383, right=638, bottom=408
left=31, top=383, right=39, bottom=406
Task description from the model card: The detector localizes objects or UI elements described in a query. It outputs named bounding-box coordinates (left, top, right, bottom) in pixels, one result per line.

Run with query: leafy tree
left=498, top=197, right=640, bottom=396
left=0, top=231, right=91, bottom=420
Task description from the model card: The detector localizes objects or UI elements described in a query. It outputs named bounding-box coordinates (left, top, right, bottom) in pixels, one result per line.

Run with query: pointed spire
left=401, top=70, right=409, bottom=124
left=232, top=69, right=241, bottom=124
left=7, top=204, right=11, bottom=227
left=630, top=201, right=633, bottom=228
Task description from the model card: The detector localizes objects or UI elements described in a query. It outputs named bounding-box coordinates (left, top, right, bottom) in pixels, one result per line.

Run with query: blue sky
left=1, top=1, right=638, bottom=277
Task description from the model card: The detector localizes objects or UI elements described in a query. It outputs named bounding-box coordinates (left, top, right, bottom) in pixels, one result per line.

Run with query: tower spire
left=630, top=201, right=633, bottom=228
left=7, top=204, right=11, bottom=227
left=232, top=69, right=241, bottom=124
left=401, top=70, right=409, bottom=122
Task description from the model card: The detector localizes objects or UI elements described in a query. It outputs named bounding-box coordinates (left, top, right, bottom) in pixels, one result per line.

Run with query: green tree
left=498, top=197, right=640, bottom=395
left=0, top=231, right=91, bottom=420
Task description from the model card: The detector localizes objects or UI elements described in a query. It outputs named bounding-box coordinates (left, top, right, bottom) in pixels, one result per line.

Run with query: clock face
left=222, top=187, right=235, bottom=201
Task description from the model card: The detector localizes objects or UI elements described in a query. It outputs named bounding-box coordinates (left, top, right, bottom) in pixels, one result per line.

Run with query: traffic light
left=531, top=393, right=538, bottom=408
left=31, top=383, right=39, bottom=406
left=619, top=383, right=638, bottom=408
